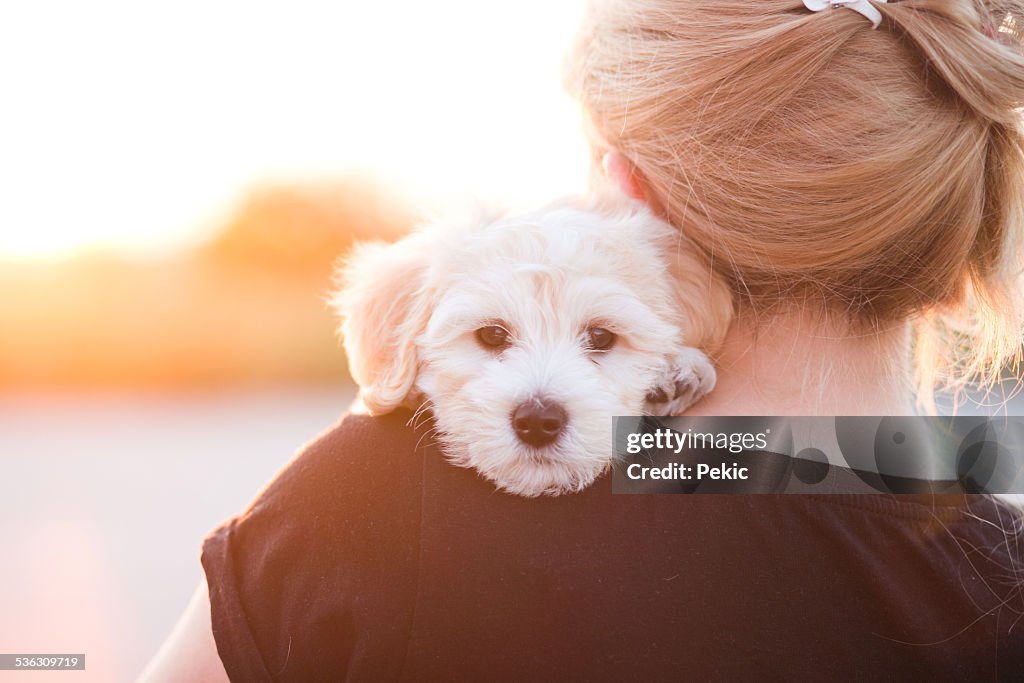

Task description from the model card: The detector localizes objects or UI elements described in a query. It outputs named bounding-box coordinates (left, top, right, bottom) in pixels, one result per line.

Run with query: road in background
left=0, top=388, right=354, bottom=682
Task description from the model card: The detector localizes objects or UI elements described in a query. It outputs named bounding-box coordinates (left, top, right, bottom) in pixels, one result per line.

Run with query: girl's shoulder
left=201, top=408, right=429, bottom=679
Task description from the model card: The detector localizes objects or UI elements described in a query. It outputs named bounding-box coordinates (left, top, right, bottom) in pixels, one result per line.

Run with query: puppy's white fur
left=333, top=195, right=733, bottom=497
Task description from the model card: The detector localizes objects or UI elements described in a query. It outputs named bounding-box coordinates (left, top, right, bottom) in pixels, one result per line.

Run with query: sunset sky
left=0, top=1, right=590, bottom=259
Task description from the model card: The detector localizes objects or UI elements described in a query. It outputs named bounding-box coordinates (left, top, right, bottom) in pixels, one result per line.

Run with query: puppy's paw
left=644, top=347, right=716, bottom=416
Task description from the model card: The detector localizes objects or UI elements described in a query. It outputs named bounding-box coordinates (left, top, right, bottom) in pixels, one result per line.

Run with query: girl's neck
left=687, top=309, right=914, bottom=417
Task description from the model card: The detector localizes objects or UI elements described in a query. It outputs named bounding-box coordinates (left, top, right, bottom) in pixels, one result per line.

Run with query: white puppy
left=333, top=195, right=732, bottom=497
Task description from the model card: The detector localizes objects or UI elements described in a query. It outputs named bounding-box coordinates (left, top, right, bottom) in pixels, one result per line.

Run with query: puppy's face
left=335, top=198, right=732, bottom=497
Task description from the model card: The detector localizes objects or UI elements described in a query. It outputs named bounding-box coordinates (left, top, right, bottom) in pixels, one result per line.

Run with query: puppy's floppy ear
left=662, top=233, right=735, bottom=354
left=332, top=231, right=437, bottom=415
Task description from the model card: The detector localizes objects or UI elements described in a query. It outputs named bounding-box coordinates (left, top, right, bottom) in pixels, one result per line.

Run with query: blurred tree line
left=205, top=178, right=409, bottom=279
left=0, top=178, right=412, bottom=389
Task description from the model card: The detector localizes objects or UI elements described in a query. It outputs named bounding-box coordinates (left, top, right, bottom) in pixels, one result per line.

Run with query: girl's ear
left=602, top=151, right=670, bottom=218
left=332, top=232, right=436, bottom=414
left=602, top=151, right=645, bottom=200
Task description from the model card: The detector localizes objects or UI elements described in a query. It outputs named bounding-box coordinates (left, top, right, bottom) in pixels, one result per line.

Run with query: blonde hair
left=566, top=0, right=1024, bottom=408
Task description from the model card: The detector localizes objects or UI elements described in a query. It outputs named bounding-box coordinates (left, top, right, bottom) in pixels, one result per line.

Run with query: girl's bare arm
left=138, top=578, right=229, bottom=683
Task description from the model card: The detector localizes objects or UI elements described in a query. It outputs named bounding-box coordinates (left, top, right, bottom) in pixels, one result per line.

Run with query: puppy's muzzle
left=511, top=398, right=567, bottom=448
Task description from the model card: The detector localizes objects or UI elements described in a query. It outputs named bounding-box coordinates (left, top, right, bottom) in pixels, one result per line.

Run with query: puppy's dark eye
left=586, top=326, right=617, bottom=351
left=475, top=325, right=511, bottom=350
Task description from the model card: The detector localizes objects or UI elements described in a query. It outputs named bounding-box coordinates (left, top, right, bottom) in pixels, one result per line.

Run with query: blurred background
left=0, top=1, right=589, bottom=680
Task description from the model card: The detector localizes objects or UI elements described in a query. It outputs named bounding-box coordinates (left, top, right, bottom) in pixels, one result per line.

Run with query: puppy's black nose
left=511, top=399, right=567, bottom=447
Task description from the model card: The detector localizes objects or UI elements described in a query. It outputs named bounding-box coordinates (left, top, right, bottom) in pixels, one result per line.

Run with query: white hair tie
left=802, top=0, right=888, bottom=29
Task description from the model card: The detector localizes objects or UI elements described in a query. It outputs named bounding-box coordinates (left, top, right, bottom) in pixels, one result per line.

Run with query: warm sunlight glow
left=0, top=1, right=590, bottom=259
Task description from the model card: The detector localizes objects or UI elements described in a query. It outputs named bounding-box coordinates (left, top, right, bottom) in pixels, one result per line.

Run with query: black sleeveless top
left=202, top=410, right=1024, bottom=681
